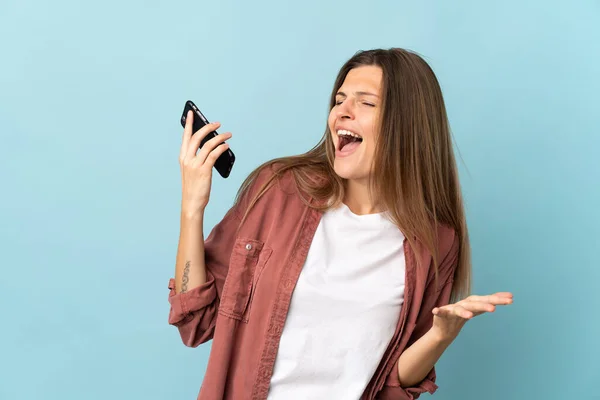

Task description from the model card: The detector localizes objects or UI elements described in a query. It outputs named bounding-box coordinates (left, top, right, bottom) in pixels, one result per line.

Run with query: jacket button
left=245, top=243, right=252, bottom=250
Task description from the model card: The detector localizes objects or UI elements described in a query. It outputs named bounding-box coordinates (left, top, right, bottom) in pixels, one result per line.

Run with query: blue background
left=1, top=1, right=598, bottom=399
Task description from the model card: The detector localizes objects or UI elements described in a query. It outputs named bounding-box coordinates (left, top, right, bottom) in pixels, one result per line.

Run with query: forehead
left=339, top=65, right=382, bottom=93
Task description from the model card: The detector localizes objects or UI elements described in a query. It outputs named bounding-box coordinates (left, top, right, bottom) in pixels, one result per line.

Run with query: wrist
left=181, top=208, right=205, bottom=222
left=428, top=326, right=457, bottom=345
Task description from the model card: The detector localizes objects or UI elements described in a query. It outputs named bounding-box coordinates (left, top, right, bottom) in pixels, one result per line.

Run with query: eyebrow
left=336, top=91, right=379, bottom=98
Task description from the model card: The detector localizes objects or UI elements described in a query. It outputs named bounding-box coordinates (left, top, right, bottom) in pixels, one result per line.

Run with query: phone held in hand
left=180, top=100, right=235, bottom=178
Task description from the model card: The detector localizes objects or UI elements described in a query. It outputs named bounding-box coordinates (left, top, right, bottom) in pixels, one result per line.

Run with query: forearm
left=174, top=212, right=207, bottom=293
left=397, top=328, right=454, bottom=387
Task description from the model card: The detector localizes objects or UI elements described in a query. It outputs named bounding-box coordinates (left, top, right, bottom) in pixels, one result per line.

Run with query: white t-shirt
left=268, top=203, right=406, bottom=399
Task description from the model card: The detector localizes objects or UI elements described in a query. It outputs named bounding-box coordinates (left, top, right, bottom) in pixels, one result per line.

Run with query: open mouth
left=337, top=130, right=363, bottom=152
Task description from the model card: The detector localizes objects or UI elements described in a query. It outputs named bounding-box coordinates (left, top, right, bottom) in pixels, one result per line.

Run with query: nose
left=336, top=99, right=355, bottom=120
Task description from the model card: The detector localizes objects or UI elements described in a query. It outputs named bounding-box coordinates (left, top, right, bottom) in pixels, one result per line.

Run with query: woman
left=168, top=48, right=513, bottom=400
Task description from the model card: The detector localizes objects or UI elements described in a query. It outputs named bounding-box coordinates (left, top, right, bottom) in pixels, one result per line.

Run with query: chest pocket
left=219, top=238, right=272, bottom=323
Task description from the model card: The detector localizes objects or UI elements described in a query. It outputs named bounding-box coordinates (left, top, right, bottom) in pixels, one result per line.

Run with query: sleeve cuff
left=402, top=362, right=438, bottom=399
left=381, top=359, right=438, bottom=399
left=167, top=275, right=217, bottom=325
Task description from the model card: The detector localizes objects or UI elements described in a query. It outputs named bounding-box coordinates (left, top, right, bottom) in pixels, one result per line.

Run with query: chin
left=333, top=160, right=368, bottom=181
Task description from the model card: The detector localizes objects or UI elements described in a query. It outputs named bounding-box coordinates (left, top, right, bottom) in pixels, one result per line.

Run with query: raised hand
left=179, top=111, right=232, bottom=219
left=431, top=292, right=514, bottom=341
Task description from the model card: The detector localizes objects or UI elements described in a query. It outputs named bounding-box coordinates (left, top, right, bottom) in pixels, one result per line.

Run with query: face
left=328, top=65, right=383, bottom=183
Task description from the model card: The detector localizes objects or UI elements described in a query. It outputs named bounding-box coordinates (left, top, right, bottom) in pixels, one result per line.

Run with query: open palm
left=431, top=292, right=514, bottom=340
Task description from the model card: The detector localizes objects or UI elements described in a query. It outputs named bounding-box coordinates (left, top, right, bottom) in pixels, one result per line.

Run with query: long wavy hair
left=235, top=48, right=471, bottom=302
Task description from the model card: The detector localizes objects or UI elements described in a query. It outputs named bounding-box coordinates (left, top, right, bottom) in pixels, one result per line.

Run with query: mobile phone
left=180, top=100, right=235, bottom=178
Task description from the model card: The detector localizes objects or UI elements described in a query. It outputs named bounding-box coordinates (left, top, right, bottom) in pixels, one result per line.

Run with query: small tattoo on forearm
left=182, top=261, right=190, bottom=293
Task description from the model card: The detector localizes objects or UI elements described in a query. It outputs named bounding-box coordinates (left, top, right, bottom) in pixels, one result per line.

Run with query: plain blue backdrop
left=1, top=1, right=599, bottom=399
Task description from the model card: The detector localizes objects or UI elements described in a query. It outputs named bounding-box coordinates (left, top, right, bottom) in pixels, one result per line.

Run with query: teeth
left=337, top=129, right=362, bottom=139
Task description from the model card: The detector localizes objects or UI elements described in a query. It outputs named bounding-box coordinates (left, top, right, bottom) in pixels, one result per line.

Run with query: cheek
left=327, top=111, right=336, bottom=130
left=361, top=124, right=376, bottom=144
left=361, top=125, right=378, bottom=160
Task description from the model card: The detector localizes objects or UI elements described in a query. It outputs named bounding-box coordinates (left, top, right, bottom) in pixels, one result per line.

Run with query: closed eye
left=334, top=99, right=376, bottom=107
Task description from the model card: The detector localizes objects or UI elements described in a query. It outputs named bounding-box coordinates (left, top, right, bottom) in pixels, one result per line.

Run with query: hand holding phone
left=180, top=100, right=235, bottom=178
left=178, top=101, right=234, bottom=217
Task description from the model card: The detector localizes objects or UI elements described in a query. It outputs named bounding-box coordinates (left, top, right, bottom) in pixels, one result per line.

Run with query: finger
left=202, top=141, right=231, bottom=169
left=433, top=305, right=472, bottom=319
left=452, top=304, right=474, bottom=319
left=460, top=300, right=496, bottom=315
left=432, top=306, right=452, bottom=317
left=180, top=111, right=194, bottom=160
left=487, top=292, right=513, bottom=300
left=195, top=132, right=232, bottom=164
left=468, top=293, right=513, bottom=305
left=187, top=122, right=221, bottom=160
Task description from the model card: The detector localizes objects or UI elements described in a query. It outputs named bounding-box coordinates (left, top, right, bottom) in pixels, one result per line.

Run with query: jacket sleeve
left=167, top=204, right=242, bottom=347
left=166, top=166, right=275, bottom=347
left=379, top=231, right=460, bottom=400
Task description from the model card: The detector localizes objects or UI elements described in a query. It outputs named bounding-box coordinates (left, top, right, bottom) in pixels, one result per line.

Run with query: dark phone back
left=180, top=100, right=235, bottom=178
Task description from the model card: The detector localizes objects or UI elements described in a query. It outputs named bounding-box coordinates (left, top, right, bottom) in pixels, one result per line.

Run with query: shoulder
left=233, top=162, right=299, bottom=214
left=242, top=162, right=296, bottom=198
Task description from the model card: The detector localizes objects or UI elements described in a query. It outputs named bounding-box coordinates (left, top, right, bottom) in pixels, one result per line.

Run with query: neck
left=343, top=179, right=384, bottom=215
